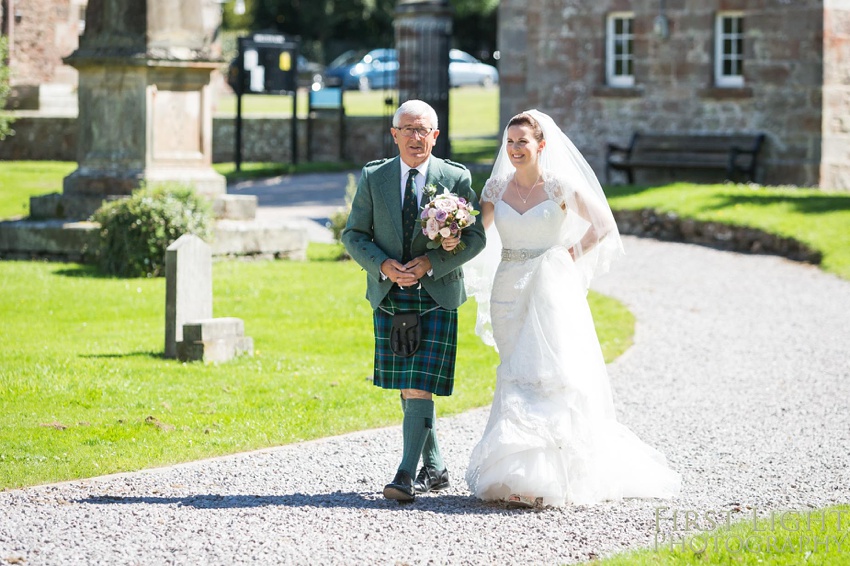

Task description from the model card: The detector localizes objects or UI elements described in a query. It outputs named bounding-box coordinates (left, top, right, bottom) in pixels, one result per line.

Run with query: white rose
left=425, top=218, right=440, bottom=239
left=436, top=198, right=455, bottom=211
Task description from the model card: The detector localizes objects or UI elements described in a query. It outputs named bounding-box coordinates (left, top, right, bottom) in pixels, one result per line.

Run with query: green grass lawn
left=0, top=161, right=76, bottom=220
left=0, top=248, right=631, bottom=490
left=214, top=86, right=499, bottom=138
left=606, top=183, right=850, bottom=281
left=593, top=504, right=850, bottom=565
left=452, top=137, right=500, bottom=165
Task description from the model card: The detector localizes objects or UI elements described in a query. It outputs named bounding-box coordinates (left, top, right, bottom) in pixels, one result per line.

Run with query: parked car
left=323, top=48, right=498, bottom=91
left=322, top=48, right=398, bottom=91
left=227, top=54, right=324, bottom=93
left=297, top=55, right=326, bottom=89
left=449, top=49, right=499, bottom=87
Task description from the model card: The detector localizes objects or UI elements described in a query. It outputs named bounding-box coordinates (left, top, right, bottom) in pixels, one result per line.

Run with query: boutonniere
left=423, top=183, right=439, bottom=201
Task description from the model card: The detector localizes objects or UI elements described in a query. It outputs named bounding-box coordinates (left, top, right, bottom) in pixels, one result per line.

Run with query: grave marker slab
left=164, top=234, right=212, bottom=358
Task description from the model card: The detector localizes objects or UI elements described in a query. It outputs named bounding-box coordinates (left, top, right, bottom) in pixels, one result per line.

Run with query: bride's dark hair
left=507, top=112, right=544, bottom=143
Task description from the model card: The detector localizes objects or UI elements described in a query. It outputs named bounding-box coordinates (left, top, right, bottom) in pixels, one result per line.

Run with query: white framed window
left=606, top=12, right=635, bottom=88
left=715, top=12, right=744, bottom=88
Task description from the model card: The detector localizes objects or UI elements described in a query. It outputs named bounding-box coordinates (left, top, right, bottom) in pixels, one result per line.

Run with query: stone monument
left=31, top=0, right=226, bottom=220
left=0, top=0, right=309, bottom=263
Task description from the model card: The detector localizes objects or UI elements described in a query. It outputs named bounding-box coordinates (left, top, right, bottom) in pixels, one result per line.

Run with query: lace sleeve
left=543, top=171, right=574, bottom=209
left=480, top=175, right=508, bottom=204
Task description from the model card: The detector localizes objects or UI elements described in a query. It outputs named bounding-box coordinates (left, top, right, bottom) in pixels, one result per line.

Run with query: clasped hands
left=382, top=256, right=432, bottom=288
left=381, top=237, right=460, bottom=287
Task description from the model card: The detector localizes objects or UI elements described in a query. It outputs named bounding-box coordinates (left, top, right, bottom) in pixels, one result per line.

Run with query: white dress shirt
left=399, top=159, right=430, bottom=209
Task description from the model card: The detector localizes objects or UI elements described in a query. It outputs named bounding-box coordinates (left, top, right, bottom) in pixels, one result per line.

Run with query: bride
left=446, top=110, right=680, bottom=508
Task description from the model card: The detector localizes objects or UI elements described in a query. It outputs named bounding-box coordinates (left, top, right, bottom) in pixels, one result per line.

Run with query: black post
left=235, top=91, right=243, bottom=172
left=339, top=92, right=346, bottom=161
left=306, top=98, right=313, bottom=163
left=291, top=89, right=298, bottom=165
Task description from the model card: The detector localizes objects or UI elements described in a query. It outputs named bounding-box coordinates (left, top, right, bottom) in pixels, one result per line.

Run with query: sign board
left=309, top=87, right=343, bottom=109
left=235, top=34, right=299, bottom=95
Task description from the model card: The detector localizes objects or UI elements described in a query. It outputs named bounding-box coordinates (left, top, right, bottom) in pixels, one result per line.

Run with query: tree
left=450, top=0, right=499, bottom=63
left=0, top=36, right=14, bottom=140
left=250, top=0, right=395, bottom=63
left=227, top=0, right=498, bottom=65
left=221, top=0, right=255, bottom=31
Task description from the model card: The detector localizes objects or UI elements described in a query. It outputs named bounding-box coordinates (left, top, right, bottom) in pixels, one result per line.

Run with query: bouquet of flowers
left=419, top=185, right=479, bottom=253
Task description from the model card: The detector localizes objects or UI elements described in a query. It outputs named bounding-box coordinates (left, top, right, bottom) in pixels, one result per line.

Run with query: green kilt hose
left=373, top=285, right=458, bottom=396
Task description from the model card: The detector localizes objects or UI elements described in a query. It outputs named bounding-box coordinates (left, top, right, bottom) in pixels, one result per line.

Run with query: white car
left=324, top=48, right=499, bottom=90
left=449, top=49, right=499, bottom=87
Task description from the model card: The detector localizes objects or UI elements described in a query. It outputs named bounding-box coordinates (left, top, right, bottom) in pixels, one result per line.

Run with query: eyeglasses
left=396, top=126, right=434, bottom=138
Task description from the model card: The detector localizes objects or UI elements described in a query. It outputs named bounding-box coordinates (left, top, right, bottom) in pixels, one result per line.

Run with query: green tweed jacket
left=341, top=155, right=486, bottom=311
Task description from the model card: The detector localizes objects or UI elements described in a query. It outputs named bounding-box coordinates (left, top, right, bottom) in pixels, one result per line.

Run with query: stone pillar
left=822, top=1, right=850, bottom=191
left=164, top=234, right=213, bottom=359
left=395, top=0, right=452, bottom=158
left=52, top=0, right=226, bottom=219
left=497, top=0, right=529, bottom=129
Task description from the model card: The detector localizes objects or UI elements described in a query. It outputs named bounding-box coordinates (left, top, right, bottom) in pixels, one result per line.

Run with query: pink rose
left=425, top=218, right=440, bottom=239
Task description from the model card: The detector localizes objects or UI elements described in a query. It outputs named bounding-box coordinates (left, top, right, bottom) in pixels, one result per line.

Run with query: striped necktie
left=402, top=169, right=419, bottom=262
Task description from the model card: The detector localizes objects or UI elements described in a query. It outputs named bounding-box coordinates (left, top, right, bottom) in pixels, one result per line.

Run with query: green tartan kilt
left=373, top=285, right=458, bottom=396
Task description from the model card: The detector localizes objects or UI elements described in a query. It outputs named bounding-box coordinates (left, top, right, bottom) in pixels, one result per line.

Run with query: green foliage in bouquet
left=92, top=184, right=213, bottom=277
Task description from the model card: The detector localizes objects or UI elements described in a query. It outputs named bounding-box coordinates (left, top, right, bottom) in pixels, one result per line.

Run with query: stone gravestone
left=165, top=233, right=253, bottom=363
left=178, top=317, right=253, bottom=363
left=165, top=234, right=213, bottom=359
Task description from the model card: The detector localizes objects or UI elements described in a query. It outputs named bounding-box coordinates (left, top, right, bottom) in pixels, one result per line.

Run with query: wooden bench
left=606, top=132, right=766, bottom=184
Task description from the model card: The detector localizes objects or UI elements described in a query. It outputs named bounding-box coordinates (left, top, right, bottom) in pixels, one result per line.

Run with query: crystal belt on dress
left=501, top=248, right=548, bottom=262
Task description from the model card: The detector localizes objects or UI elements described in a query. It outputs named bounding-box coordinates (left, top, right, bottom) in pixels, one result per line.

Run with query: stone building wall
left=0, top=114, right=387, bottom=166
left=499, top=0, right=847, bottom=189
left=2, top=0, right=85, bottom=109
left=6, top=0, right=69, bottom=85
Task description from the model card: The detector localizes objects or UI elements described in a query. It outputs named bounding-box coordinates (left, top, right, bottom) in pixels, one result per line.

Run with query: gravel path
left=2, top=237, right=849, bottom=565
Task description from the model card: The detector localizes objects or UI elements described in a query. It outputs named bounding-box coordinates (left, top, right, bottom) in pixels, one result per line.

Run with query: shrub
left=327, top=173, right=357, bottom=242
left=92, top=184, right=213, bottom=277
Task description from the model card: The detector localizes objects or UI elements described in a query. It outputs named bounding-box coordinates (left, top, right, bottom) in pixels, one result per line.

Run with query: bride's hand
left=441, top=235, right=460, bottom=252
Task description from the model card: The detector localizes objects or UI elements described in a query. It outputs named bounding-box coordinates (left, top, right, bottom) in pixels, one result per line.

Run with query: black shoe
left=383, top=470, right=415, bottom=502
left=413, top=466, right=450, bottom=494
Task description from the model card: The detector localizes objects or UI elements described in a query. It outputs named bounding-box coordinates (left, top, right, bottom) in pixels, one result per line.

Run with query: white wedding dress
left=465, top=174, right=681, bottom=507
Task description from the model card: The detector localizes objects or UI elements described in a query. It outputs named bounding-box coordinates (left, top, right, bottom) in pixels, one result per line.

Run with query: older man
left=342, top=100, right=486, bottom=502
